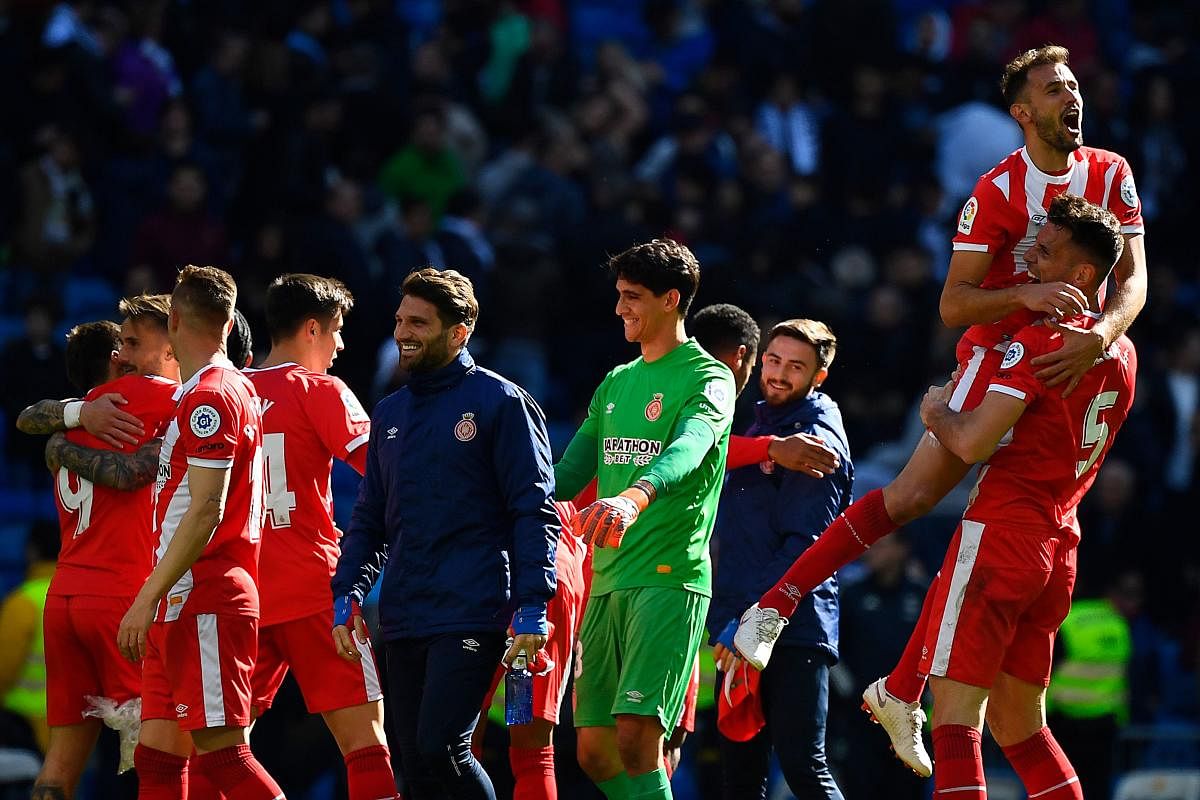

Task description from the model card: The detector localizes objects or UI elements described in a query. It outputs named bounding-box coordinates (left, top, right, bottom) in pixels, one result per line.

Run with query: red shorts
left=44, top=595, right=143, bottom=727
left=948, top=338, right=1010, bottom=413
left=141, top=613, right=257, bottom=731
left=251, top=610, right=383, bottom=714
left=673, top=655, right=700, bottom=734
left=920, top=520, right=1077, bottom=688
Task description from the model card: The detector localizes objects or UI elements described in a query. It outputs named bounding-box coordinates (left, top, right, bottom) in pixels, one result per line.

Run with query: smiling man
left=331, top=267, right=559, bottom=800
left=554, top=239, right=735, bottom=800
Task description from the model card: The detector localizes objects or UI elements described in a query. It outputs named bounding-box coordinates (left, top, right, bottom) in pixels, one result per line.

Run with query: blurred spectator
left=14, top=125, right=95, bottom=275
left=111, top=0, right=181, bottom=139
left=1132, top=73, right=1187, bottom=223
left=754, top=74, right=820, bottom=177
left=436, top=189, right=495, bottom=293
left=378, top=100, right=466, bottom=220
left=0, top=300, right=70, bottom=485
left=0, top=520, right=59, bottom=754
left=131, top=162, right=228, bottom=290
left=491, top=124, right=586, bottom=252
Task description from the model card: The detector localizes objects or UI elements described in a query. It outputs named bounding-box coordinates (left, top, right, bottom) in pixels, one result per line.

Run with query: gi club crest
left=644, top=393, right=664, bottom=422
left=454, top=412, right=477, bottom=442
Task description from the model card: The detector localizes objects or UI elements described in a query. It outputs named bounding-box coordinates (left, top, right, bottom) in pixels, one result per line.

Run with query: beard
left=400, top=333, right=453, bottom=373
left=1034, top=110, right=1082, bottom=153
left=760, top=374, right=816, bottom=406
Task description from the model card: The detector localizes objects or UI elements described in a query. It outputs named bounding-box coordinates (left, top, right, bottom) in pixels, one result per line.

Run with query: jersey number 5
left=1076, top=390, right=1119, bottom=478
left=57, top=467, right=94, bottom=537
left=263, top=432, right=297, bottom=528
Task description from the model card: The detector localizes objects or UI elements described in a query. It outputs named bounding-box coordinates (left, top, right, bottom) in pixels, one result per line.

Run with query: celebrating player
left=732, top=44, right=1147, bottom=777
left=244, top=274, right=398, bottom=800
left=917, top=196, right=1134, bottom=800
left=554, top=239, right=735, bottom=800
left=331, top=268, right=559, bottom=800
left=120, top=266, right=284, bottom=800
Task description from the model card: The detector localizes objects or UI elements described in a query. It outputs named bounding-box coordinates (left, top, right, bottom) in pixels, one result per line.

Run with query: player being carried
left=243, top=274, right=399, bottom=800
left=554, top=239, right=735, bottom=800
left=732, top=44, right=1147, bottom=778
left=15, top=295, right=180, bottom=799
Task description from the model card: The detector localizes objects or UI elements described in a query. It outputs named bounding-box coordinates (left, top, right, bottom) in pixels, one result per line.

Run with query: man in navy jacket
left=709, top=319, right=852, bottom=800
left=331, top=268, right=559, bottom=800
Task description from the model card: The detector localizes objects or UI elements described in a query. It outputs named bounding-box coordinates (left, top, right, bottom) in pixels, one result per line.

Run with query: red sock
left=760, top=489, right=897, bottom=616
left=510, top=745, right=556, bottom=800
left=932, top=725, right=986, bottom=799
left=885, top=575, right=938, bottom=704
left=344, top=744, right=400, bottom=800
left=1001, top=727, right=1082, bottom=799
left=189, top=761, right=227, bottom=799
left=193, top=744, right=285, bottom=800
left=134, top=744, right=188, bottom=800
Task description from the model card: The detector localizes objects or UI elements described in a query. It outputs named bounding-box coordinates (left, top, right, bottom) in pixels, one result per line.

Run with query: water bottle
left=505, top=649, right=534, bottom=726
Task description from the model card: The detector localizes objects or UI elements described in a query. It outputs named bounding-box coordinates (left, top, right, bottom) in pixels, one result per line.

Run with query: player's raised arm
left=45, top=432, right=161, bottom=490
left=117, top=461, right=230, bottom=662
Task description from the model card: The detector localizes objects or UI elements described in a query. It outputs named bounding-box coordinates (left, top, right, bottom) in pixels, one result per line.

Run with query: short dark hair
left=1001, top=45, right=1071, bottom=106
left=117, top=293, right=171, bottom=331
left=1047, top=193, right=1124, bottom=282
left=264, top=273, right=355, bottom=344
left=691, top=304, right=760, bottom=358
left=401, top=268, right=478, bottom=330
left=765, top=319, right=838, bottom=370
left=606, top=238, right=701, bottom=316
left=229, top=309, right=253, bottom=368
left=173, top=265, right=237, bottom=332
left=65, top=320, right=121, bottom=392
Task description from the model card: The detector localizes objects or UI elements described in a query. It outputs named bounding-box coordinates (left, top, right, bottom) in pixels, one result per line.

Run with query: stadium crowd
left=0, top=1, right=1197, bottom=799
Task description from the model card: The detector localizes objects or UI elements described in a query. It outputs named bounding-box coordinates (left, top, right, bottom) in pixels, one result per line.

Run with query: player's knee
left=576, top=738, right=620, bottom=781
left=615, top=723, right=661, bottom=774
left=884, top=483, right=939, bottom=524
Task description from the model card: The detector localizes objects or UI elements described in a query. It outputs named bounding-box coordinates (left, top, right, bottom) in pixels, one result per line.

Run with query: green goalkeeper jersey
left=555, top=339, right=734, bottom=597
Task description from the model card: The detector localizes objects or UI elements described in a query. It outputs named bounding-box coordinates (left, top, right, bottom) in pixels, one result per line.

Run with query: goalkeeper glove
left=578, top=495, right=641, bottom=549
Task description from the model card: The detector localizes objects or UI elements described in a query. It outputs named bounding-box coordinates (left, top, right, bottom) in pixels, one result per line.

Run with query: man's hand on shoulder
left=767, top=433, right=840, bottom=478
left=1030, top=321, right=1105, bottom=398
left=1016, top=282, right=1089, bottom=319
left=80, top=393, right=144, bottom=448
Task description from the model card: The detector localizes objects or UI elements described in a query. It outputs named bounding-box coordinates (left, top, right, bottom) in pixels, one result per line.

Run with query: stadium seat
left=1113, top=769, right=1200, bottom=800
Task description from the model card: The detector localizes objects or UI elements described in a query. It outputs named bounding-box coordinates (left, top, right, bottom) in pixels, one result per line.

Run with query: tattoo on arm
left=46, top=437, right=162, bottom=491
left=16, top=399, right=68, bottom=435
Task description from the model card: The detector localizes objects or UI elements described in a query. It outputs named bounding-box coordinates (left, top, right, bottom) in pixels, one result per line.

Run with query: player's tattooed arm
left=15, top=399, right=70, bottom=434
left=45, top=432, right=162, bottom=490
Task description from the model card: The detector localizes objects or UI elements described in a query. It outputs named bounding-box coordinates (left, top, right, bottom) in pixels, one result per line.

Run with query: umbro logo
left=606, top=403, right=615, bottom=414
left=462, top=639, right=480, bottom=652
left=781, top=583, right=803, bottom=601
left=175, top=703, right=189, bottom=717
left=260, top=399, right=275, bottom=415
left=625, top=690, right=644, bottom=703
left=386, top=427, right=398, bottom=439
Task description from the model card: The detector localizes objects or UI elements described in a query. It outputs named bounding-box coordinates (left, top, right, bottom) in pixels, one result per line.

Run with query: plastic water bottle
left=505, top=650, right=534, bottom=726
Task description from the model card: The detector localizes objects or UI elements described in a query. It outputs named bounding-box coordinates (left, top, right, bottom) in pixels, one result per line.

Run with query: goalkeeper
left=554, top=239, right=734, bottom=800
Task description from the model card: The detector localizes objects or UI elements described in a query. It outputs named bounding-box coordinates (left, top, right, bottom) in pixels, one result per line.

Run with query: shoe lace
left=757, top=611, right=788, bottom=639
left=909, top=706, right=927, bottom=738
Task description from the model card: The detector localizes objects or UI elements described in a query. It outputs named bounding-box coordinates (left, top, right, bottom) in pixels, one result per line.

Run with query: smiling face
left=614, top=278, right=678, bottom=345
left=117, top=318, right=173, bottom=377
left=1023, top=221, right=1087, bottom=286
left=393, top=295, right=460, bottom=373
left=759, top=335, right=826, bottom=406
left=1020, top=62, right=1084, bottom=153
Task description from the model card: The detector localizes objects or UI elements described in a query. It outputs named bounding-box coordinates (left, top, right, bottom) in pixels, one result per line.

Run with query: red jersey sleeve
left=1106, top=157, right=1145, bottom=235
left=988, top=326, right=1054, bottom=405
left=952, top=176, right=1013, bottom=255
left=74, top=375, right=178, bottom=449
left=177, top=387, right=241, bottom=467
left=307, top=376, right=371, bottom=461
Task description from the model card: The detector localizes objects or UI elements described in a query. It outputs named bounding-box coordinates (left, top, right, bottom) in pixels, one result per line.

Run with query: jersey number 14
left=263, top=432, right=297, bottom=528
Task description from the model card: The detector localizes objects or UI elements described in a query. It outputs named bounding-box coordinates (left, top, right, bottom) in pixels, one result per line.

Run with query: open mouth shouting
left=1062, top=106, right=1081, bottom=138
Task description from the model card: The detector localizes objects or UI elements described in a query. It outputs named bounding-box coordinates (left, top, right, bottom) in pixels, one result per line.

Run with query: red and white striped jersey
left=952, top=146, right=1144, bottom=349
left=52, top=374, right=178, bottom=598
left=245, top=362, right=370, bottom=626
left=153, top=363, right=264, bottom=621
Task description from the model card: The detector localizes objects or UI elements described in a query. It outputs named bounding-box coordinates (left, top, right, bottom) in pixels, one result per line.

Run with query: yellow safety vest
left=2, top=575, right=50, bottom=718
left=1047, top=599, right=1130, bottom=724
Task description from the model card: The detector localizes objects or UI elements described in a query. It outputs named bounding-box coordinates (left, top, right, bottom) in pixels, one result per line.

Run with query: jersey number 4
left=56, top=467, right=94, bottom=537
left=1076, top=391, right=1119, bottom=478
left=263, top=432, right=297, bottom=528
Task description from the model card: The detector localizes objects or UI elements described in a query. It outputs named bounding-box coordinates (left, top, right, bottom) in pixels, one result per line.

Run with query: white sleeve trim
left=187, top=456, right=234, bottom=469
left=952, top=242, right=990, bottom=253
left=344, top=432, right=370, bottom=453
left=1120, top=225, right=1144, bottom=235
left=987, top=384, right=1027, bottom=401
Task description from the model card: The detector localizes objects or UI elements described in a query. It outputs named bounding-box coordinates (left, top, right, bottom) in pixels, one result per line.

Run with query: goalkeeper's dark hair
left=1047, top=193, right=1124, bottom=284
left=401, top=268, right=478, bottom=330
left=264, top=273, right=354, bottom=344
left=691, top=304, right=760, bottom=358
left=228, top=309, right=254, bottom=368
left=65, top=320, right=121, bottom=392
left=765, top=319, right=838, bottom=370
left=606, top=238, right=701, bottom=316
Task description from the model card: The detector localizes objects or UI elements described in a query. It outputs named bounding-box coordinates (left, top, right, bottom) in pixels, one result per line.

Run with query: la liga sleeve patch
left=958, top=196, right=978, bottom=235
left=1000, top=342, right=1025, bottom=370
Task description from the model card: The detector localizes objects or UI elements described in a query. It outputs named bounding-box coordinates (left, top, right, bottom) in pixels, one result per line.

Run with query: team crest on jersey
left=454, top=412, right=477, bottom=442
left=189, top=404, right=221, bottom=438
left=958, top=196, right=978, bottom=235
left=1120, top=174, right=1138, bottom=208
left=644, top=393, right=664, bottom=421
left=1001, top=342, right=1025, bottom=370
